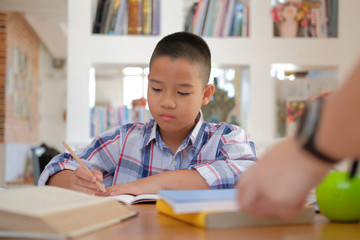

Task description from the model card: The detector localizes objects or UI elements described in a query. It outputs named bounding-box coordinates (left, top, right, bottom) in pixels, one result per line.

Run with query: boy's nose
left=160, top=93, right=176, bottom=109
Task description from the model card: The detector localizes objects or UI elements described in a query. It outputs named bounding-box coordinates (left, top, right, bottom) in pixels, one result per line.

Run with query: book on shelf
left=109, top=193, right=158, bottom=205
left=202, top=0, right=217, bottom=36
left=107, top=0, right=122, bottom=34
left=326, top=0, right=338, bottom=37
left=93, top=0, right=106, bottom=33
left=152, top=0, right=161, bottom=35
left=90, top=105, right=151, bottom=137
left=231, top=1, right=244, bottom=36
left=156, top=199, right=314, bottom=229
left=128, top=0, right=143, bottom=34
left=93, top=0, right=160, bottom=35
left=103, top=0, right=119, bottom=34
left=184, top=2, right=198, bottom=32
left=113, top=0, right=128, bottom=34
left=221, top=0, right=236, bottom=36
left=0, top=186, right=137, bottom=238
left=158, top=189, right=239, bottom=214
left=142, top=0, right=153, bottom=35
left=185, top=0, right=249, bottom=37
left=212, top=0, right=229, bottom=37
left=99, top=0, right=112, bottom=33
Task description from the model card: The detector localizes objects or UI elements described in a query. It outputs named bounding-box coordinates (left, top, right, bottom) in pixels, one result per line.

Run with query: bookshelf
left=67, top=0, right=360, bottom=147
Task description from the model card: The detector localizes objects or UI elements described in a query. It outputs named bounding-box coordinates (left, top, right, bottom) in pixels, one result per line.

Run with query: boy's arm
left=38, top=129, right=121, bottom=188
left=189, top=127, right=257, bottom=189
left=97, top=169, right=209, bottom=196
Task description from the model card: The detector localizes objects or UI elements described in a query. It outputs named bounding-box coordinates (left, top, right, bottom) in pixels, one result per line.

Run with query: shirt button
left=171, top=160, right=177, bottom=167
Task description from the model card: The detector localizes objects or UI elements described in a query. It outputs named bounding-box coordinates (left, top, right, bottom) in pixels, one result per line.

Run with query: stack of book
left=185, top=0, right=249, bottom=37
left=93, top=0, right=160, bottom=35
left=157, top=189, right=314, bottom=229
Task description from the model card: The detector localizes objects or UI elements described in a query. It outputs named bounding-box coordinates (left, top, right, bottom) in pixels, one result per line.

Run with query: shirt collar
left=141, top=112, right=204, bottom=149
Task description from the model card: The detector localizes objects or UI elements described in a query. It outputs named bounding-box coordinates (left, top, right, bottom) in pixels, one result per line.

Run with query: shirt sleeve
left=191, top=125, right=258, bottom=189
left=37, top=128, right=122, bottom=186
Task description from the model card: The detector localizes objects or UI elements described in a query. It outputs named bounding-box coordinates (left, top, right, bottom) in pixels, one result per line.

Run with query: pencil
left=61, top=141, right=106, bottom=192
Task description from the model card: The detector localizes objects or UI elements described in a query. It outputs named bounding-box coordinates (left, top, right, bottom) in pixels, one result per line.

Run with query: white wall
left=96, top=76, right=123, bottom=106
left=4, top=143, right=33, bottom=183
left=38, top=45, right=67, bottom=151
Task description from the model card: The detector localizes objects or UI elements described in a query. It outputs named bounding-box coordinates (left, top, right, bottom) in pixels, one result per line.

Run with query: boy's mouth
left=160, top=114, right=175, bottom=121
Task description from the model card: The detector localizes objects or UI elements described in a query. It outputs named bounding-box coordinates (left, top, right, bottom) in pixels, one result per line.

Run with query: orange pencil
left=62, top=141, right=106, bottom=193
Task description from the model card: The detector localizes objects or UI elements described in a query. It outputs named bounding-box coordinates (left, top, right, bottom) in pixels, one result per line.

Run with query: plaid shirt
left=38, top=114, right=257, bottom=189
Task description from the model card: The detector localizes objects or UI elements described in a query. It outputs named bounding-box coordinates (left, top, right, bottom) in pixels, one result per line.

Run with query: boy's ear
left=202, top=84, right=215, bottom=105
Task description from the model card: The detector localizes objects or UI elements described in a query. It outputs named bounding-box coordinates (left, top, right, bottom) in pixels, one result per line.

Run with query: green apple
left=316, top=171, right=360, bottom=222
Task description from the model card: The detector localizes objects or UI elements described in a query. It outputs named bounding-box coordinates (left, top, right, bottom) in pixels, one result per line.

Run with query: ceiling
left=0, top=0, right=68, bottom=59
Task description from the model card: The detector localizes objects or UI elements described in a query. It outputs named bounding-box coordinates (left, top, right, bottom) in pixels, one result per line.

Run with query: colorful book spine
left=108, top=0, right=122, bottom=34
left=231, top=1, right=244, bottom=36
left=184, top=0, right=249, bottom=37
left=221, top=0, right=236, bottom=36
left=202, top=0, right=217, bottom=36
left=212, top=0, right=228, bottom=37
left=142, top=0, right=153, bottom=35
left=93, top=0, right=106, bottom=33
left=128, top=0, right=144, bottom=35
left=114, top=0, right=128, bottom=34
left=152, top=0, right=161, bottom=35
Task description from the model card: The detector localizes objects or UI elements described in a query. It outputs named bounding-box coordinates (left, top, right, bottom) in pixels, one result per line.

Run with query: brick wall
left=1, top=12, right=40, bottom=143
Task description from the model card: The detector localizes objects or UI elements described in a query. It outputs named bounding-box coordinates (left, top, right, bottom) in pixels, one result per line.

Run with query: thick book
left=0, top=186, right=137, bottom=238
left=158, top=189, right=239, bottom=214
left=109, top=193, right=158, bottom=204
left=156, top=200, right=314, bottom=229
left=128, top=0, right=143, bottom=35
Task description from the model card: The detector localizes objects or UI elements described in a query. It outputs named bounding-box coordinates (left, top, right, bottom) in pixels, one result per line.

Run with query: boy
left=38, top=32, right=257, bottom=196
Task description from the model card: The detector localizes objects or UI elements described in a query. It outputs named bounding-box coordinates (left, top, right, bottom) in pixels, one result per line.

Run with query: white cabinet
left=67, top=0, right=360, bottom=146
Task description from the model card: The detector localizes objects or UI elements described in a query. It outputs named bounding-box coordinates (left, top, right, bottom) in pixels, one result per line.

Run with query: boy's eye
left=178, top=92, right=190, bottom=96
left=152, top=87, right=162, bottom=92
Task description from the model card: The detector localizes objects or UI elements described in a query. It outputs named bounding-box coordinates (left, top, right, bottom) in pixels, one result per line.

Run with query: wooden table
left=72, top=204, right=360, bottom=240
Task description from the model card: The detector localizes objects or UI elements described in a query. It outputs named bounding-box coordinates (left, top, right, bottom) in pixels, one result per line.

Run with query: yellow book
left=156, top=200, right=314, bottom=229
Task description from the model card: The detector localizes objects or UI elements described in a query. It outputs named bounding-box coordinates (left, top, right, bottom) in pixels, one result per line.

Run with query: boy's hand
left=97, top=169, right=209, bottom=197
left=72, top=168, right=105, bottom=194
left=47, top=169, right=105, bottom=195
left=97, top=174, right=164, bottom=197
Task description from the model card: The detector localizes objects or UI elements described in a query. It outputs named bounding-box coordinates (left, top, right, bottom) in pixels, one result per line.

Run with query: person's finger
left=75, top=175, right=101, bottom=190
left=75, top=168, right=96, bottom=182
left=91, top=169, right=104, bottom=182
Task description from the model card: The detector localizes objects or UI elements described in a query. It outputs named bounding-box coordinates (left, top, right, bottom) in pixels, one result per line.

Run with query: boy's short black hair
left=149, top=31, right=211, bottom=87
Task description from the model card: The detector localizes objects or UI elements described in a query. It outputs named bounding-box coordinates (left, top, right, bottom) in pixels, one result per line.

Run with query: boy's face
left=148, top=56, right=214, bottom=139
